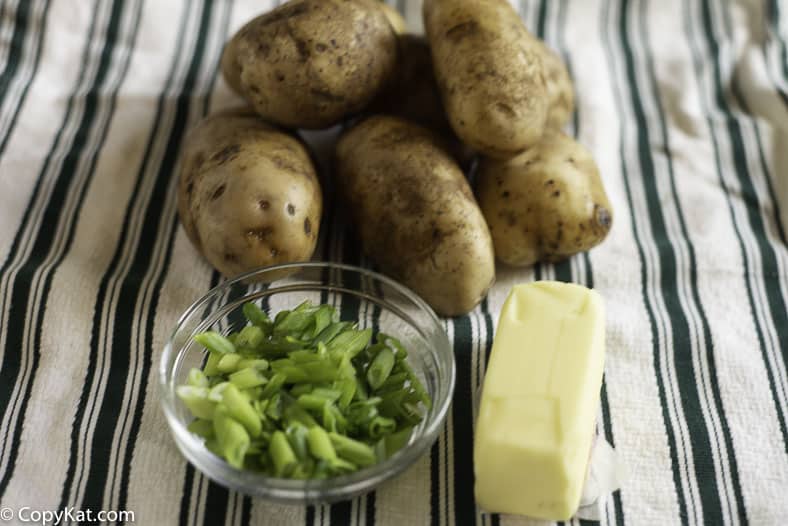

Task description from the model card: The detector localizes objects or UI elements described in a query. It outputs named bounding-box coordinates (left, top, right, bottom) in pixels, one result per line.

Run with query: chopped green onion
left=297, top=394, right=329, bottom=412
left=187, top=418, right=215, bottom=439
left=379, top=333, right=408, bottom=361
left=180, top=303, right=431, bottom=480
left=202, top=351, right=222, bottom=376
left=284, top=403, right=318, bottom=429
left=243, top=302, right=271, bottom=328
left=208, top=381, right=230, bottom=402
left=236, top=325, right=264, bottom=351
left=322, top=403, right=347, bottom=434
left=354, top=377, right=369, bottom=401
left=221, top=384, right=262, bottom=438
left=274, top=305, right=317, bottom=336
left=337, top=353, right=356, bottom=380
left=243, top=386, right=264, bottom=400
left=274, top=310, right=289, bottom=325
left=307, top=426, right=337, bottom=461
left=229, top=367, right=268, bottom=389
left=257, top=337, right=305, bottom=357
left=187, top=368, right=209, bottom=388
left=327, top=328, right=372, bottom=361
left=313, top=321, right=352, bottom=346
left=276, top=366, right=308, bottom=384
left=374, top=438, right=387, bottom=463
left=328, top=457, right=357, bottom=474
left=336, top=379, right=356, bottom=410
left=328, top=432, right=376, bottom=467
left=312, top=460, right=331, bottom=479
left=398, top=360, right=431, bottom=409
left=269, top=431, right=297, bottom=477
left=367, top=415, right=397, bottom=439
left=194, top=331, right=236, bottom=355
left=286, top=423, right=310, bottom=461
left=279, top=361, right=339, bottom=384
left=259, top=372, right=287, bottom=400
left=265, top=393, right=283, bottom=421
left=236, top=358, right=269, bottom=371
left=214, top=407, right=250, bottom=469
left=289, top=383, right=313, bottom=397
left=366, top=347, right=395, bottom=390
left=270, top=358, right=294, bottom=370
left=204, top=438, right=223, bottom=458
left=322, top=403, right=337, bottom=432
left=347, top=403, right=378, bottom=430
left=384, top=425, right=413, bottom=457
left=311, top=306, right=334, bottom=339
left=290, top=460, right=315, bottom=480
left=217, top=353, right=243, bottom=373
left=176, top=386, right=216, bottom=419
left=376, top=372, right=408, bottom=393
left=289, top=350, right=322, bottom=363
left=311, top=387, right=341, bottom=402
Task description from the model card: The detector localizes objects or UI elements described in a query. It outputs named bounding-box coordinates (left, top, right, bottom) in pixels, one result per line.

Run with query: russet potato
left=177, top=109, right=322, bottom=277
left=335, top=116, right=495, bottom=316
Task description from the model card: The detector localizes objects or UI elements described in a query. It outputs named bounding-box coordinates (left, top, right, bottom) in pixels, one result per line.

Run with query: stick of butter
left=474, top=281, right=606, bottom=520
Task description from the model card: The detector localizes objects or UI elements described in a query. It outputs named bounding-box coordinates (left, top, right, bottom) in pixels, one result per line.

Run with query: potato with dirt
left=476, top=131, right=612, bottom=266
left=366, top=34, right=473, bottom=166
left=335, top=115, right=495, bottom=316
left=221, top=0, right=398, bottom=129
left=367, top=35, right=447, bottom=134
left=537, top=40, right=575, bottom=130
left=177, top=109, right=322, bottom=277
left=423, top=0, right=548, bottom=158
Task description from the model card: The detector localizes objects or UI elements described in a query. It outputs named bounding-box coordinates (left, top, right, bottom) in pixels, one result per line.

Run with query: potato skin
left=177, top=109, right=322, bottom=277
left=537, top=40, right=574, bottom=130
left=476, top=131, right=612, bottom=266
left=423, top=0, right=548, bottom=158
left=221, top=0, right=397, bottom=129
left=336, top=116, right=495, bottom=316
left=365, top=34, right=474, bottom=166
left=367, top=35, right=449, bottom=136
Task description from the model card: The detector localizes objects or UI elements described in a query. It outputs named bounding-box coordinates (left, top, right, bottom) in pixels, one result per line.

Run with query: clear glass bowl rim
left=159, top=261, right=456, bottom=502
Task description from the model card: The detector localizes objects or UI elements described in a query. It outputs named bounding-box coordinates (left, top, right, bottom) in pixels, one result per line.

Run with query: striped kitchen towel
left=0, top=0, right=786, bottom=525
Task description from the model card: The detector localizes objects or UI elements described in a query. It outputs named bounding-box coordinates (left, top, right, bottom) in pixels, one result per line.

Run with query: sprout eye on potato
left=221, top=0, right=398, bottom=130
left=335, top=115, right=495, bottom=316
left=475, top=131, right=613, bottom=267
left=177, top=109, right=322, bottom=278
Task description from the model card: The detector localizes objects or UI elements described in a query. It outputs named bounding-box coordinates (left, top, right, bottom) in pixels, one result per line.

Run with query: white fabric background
left=0, top=0, right=786, bottom=525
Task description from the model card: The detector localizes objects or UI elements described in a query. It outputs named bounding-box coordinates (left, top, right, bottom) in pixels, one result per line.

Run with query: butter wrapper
left=575, top=436, right=626, bottom=521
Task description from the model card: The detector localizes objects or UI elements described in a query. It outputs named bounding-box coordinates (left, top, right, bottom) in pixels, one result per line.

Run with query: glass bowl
left=159, top=262, right=455, bottom=504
